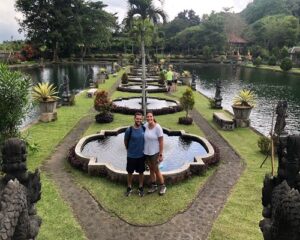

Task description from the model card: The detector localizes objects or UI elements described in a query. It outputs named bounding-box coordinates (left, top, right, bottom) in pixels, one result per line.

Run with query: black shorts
left=173, top=79, right=177, bottom=84
left=126, top=156, right=145, bottom=174
left=167, top=80, right=172, bottom=86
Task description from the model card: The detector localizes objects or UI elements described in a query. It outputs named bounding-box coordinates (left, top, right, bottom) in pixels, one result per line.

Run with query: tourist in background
left=166, top=66, right=173, bottom=92
left=124, top=112, right=145, bottom=197
left=172, top=70, right=179, bottom=92
left=144, top=111, right=167, bottom=195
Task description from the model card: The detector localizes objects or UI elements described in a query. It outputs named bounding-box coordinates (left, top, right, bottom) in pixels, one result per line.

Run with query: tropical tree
left=125, top=0, right=166, bottom=115
left=15, top=0, right=116, bottom=61
left=77, top=1, right=117, bottom=59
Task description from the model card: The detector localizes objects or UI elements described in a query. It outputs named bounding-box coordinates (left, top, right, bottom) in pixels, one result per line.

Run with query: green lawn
left=22, top=69, right=125, bottom=239
left=21, top=71, right=272, bottom=238
left=182, top=91, right=271, bottom=240
left=70, top=103, right=208, bottom=225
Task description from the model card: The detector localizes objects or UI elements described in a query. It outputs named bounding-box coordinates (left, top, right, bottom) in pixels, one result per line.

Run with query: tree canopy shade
left=15, top=0, right=116, bottom=60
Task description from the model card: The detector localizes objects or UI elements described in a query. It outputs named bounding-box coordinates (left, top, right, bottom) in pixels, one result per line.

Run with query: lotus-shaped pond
left=74, top=127, right=216, bottom=184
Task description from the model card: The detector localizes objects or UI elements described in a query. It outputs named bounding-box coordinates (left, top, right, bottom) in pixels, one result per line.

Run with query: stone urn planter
left=181, top=70, right=192, bottom=86
left=181, top=77, right=192, bottom=86
left=232, top=89, right=256, bottom=128
left=39, top=100, right=57, bottom=113
left=39, top=100, right=57, bottom=122
left=232, top=105, right=253, bottom=127
left=32, top=82, right=59, bottom=122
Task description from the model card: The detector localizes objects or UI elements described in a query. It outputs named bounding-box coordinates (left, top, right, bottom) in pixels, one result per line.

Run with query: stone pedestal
left=234, top=118, right=250, bottom=128
left=214, top=97, right=223, bottom=109
left=232, top=105, right=253, bottom=128
left=39, top=112, right=57, bottom=122
left=62, top=94, right=74, bottom=106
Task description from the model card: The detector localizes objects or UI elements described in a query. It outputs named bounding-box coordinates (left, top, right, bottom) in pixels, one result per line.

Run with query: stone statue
left=87, top=67, right=94, bottom=85
left=62, top=75, right=70, bottom=97
left=213, top=79, right=222, bottom=109
left=214, top=79, right=222, bottom=99
left=260, top=134, right=300, bottom=240
left=274, top=101, right=288, bottom=136
left=0, top=138, right=42, bottom=239
left=191, top=71, right=196, bottom=90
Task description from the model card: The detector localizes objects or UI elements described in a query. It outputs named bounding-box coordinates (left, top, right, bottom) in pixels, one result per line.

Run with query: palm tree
left=125, top=0, right=166, bottom=116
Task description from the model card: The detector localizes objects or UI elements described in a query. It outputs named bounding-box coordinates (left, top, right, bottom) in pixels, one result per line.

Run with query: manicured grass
left=22, top=70, right=125, bottom=239
left=182, top=90, right=272, bottom=240
left=244, top=63, right=300, bottom=74
left=67, top=90, right=210, bottom=225
left=68, top=163, right=214, bottom=225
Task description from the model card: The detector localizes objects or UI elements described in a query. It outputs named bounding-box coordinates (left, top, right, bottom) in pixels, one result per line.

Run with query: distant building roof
left=228, top=34, right=247, bottom=44
left=289, top=47, right=300, bottom=54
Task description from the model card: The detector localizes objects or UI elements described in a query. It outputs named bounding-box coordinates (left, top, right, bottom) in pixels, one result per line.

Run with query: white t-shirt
left=144, top=122, right=163, bottom=155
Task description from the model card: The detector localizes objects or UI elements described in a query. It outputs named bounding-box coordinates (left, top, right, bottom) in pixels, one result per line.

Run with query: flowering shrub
left=94, top=90, right=112, bottom=113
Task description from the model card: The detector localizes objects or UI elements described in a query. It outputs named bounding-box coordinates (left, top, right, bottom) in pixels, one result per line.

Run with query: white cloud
left=0, top=0, right=24, bottom=42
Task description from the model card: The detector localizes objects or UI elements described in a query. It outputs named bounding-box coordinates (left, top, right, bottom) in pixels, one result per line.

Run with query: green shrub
left=121, top=73, right=128, bottom=84
left=257, top=136, right=271, bottom=155
left=0, top=64, right=31, bottom=144
left=280, top=57, right=293, bottom=71
left=253, top=56, right=262, bottom=66
left=268, top=55, right=277, bottom=66
left=279, top=46, right=289, bottom=59
left=180, top=87, right=195, bottom=118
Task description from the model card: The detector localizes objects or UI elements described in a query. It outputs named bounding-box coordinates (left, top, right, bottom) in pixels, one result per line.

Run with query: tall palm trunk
left=141, top=33, right=147, bottom=116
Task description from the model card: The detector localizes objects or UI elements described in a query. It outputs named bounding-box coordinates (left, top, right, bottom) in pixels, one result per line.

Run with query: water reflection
left=184, top=64, right=300, bottom=135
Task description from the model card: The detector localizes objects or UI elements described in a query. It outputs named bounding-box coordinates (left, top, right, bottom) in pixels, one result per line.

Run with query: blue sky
left=0, top=0, right=252, bottom=43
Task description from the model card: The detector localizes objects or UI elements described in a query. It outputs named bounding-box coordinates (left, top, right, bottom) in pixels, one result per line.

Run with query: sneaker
left=159, top=184, right=167, bottom=195
left=138, top=187, right=144, bottom=197
left=147, top=184, right=158, bottom=194
left=125, top=187, right=133, bottom=197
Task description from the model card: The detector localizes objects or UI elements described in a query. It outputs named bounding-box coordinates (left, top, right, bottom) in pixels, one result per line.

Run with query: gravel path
left=43, top=101, right=245, bottom=240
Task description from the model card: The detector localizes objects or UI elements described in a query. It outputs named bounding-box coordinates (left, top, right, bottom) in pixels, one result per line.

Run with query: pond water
left=113, top=97, right=178, bottom=109
left=82, top=132, right=208, bottom=172
left=14, top=63, right=110, bottom=128
left=181, top=64, right=300, bottom=136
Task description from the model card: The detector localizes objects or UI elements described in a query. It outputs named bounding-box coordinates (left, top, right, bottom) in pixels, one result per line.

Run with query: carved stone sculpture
left=260, top=134, right=300, bottom=240
left=274, top=101, right=288, bottom=136
left=213, top=79, right=222, bottom=109
left=0, top=138, right=42, bottom=239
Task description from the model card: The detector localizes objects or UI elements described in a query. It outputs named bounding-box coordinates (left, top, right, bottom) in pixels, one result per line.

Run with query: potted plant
left=181, top=70, right=192, bottom=86
left=178, top=87, right=195, bottom=125
left=32, top=82, right=59, bottom=112
left=232, top=89, right=256, bottom=127
left=158, top=71, right=166, bottom=85
left=97, top=68, right=107, bottom=85
left=32, top=82, right=59, bottom=122
left=94, top=90, right=114, bottom=123
left=121, top=73, right=129, bottom=84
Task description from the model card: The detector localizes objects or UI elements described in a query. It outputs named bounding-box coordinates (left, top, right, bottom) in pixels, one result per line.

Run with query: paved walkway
left=43, top=108, right=245, bottom=240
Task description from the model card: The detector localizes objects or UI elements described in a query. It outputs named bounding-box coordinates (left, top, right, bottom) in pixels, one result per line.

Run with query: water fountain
left=74, top=127, right=216, bottom=184
left=117, top=83, right=167, bottom=93
left=113, top=65, right=181, bottom=115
